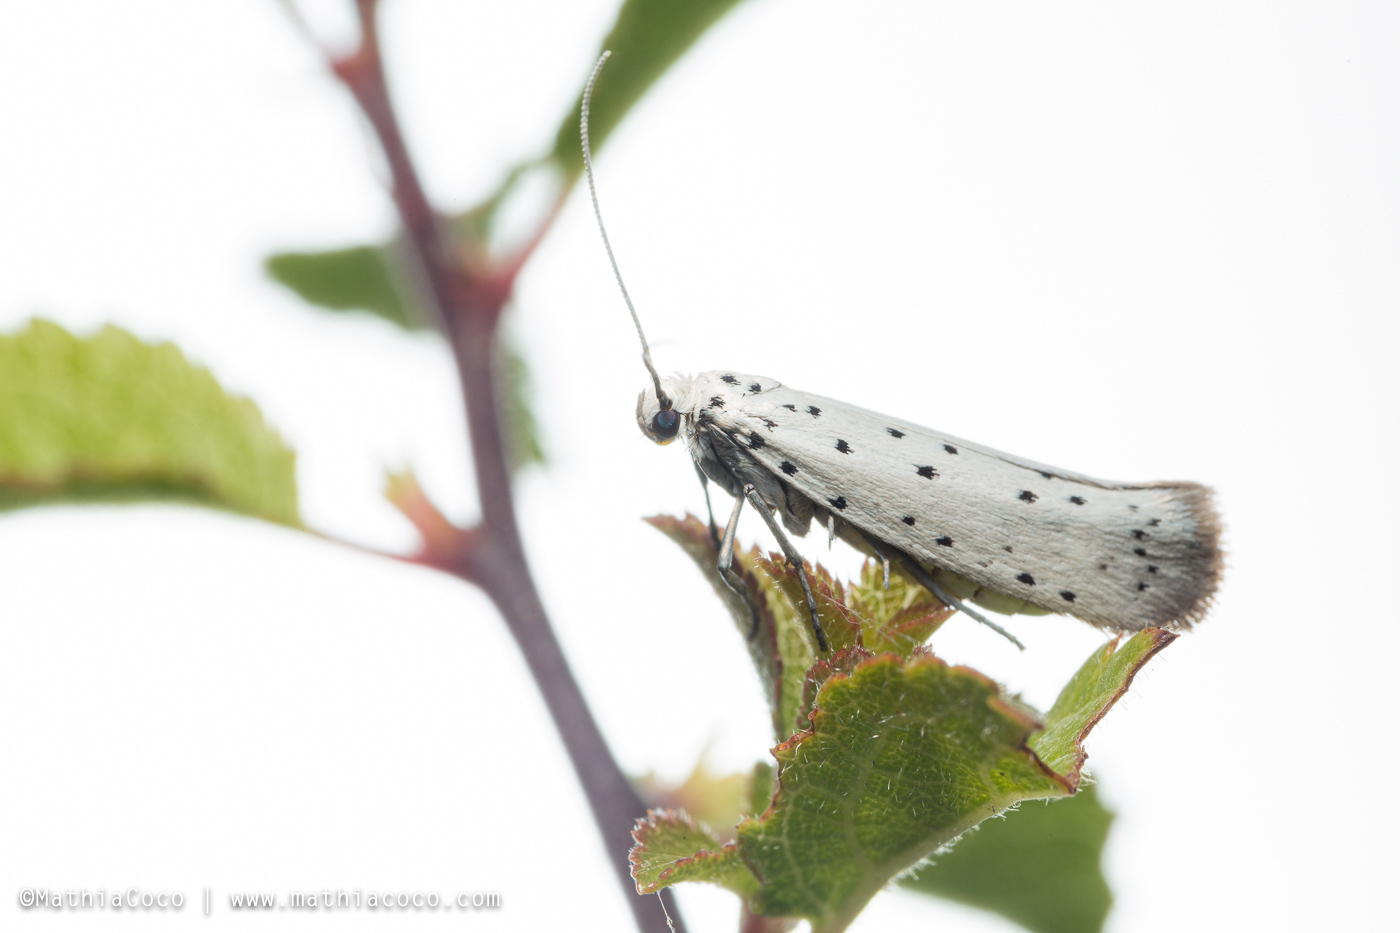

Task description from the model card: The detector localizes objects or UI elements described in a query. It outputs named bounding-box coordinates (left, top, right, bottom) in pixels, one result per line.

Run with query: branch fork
left=282, top=2, right=685, bottom=930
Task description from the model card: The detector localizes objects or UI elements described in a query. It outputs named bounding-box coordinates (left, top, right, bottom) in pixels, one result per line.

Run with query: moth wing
left=714, top=383, right=1220, bottom=631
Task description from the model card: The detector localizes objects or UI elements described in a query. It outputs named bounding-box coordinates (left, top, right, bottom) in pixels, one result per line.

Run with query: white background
left=1, top=1, right=1396, bottom=931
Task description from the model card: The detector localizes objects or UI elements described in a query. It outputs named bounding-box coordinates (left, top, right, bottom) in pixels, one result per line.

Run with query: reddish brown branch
left=318, top=4, right=685, bottom=931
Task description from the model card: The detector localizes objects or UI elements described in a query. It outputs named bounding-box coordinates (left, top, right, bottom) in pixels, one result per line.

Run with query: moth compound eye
left=651, top=408, right=680, bottom=443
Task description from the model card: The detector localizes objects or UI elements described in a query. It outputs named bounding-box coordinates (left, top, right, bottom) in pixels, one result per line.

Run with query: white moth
left=581, top=53, right=1222, bottom=652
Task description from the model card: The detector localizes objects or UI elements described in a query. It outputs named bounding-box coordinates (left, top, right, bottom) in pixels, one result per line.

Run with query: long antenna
left=581, top=50, right=671, bottom=411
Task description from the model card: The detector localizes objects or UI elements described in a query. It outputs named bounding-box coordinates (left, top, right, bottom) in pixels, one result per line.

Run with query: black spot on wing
left=747, top=433, right=765, bottom=449
left=1004, top=546, right=1013, bottom=553
left=1019, top=490, right=1038, bottom=502
left=1060, top=590, right=1076, bottom=602
left=781, top=461, right=798, bottom=476
left=887, top=428, right=905, bottom=438
left=1039, top=471, right=1053, bottom=479
left=762, top=418, right=778, bottom=429
left=708, top=396, right=725, bottom=409
left=749, top=383, right=762, bottom=392
left=1133, top=547, right=1147, bottom=557
left=943, top=444, right=958, bottom=455
left=935, top=536, right=953, bottom=547
left=1148, top=517, right=1161, bottom=527
left=835, top=439, right=853, bottom=454
left=782, top=404, right=797, bottom=411
left=1147, top=565, right=1159, bottom=574
left=721, top=374, right=739, bottom=385
left=806, top=405, right=822, bottom=417
left=1016, top=573, right=1036, bottom=585
left=1137, top=582, right=1150, bottom=591
left=902, top=516, right=916, bottom=525
left=1069, top=496, right=1086, bottom=505
left=1132, top=529, right=1150, bottom=540
left=829, top=496, right=847, bottom=511
left=916, top=465, right=937, bottom=479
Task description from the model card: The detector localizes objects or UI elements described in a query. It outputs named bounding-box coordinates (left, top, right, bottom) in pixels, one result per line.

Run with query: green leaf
left=645, top=514, right=1175, bottom=931
left=630, top=810, right=760, bottom=897
left=0, top=319, right=299, bottom=526
left=650, top=515, right=961, bottom=741
left=265, top=244, right=423, bottom=330
left=748, top=553, right=831, bottom=742
left=1031, top=629, right=1177, bottom=788
left=549, top=0, right=747, bottom=184
left=757, top=555, right=864, bottom=657
left=900, top=787, right=1115, bottom=933
left=844, top=557, right=954, bottom=656
left=736, top=654, right=1070, bottom=932
left=896, top=634, right=1173, bottom=932
left=497, top=338, right=545, bottom=471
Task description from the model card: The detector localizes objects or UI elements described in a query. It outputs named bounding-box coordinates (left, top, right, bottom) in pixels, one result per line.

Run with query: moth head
left=636, top=380, right=682, bottom=445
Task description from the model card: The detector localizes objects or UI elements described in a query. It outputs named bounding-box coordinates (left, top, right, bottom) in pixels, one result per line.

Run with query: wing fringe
left=1146, top=481, right=1224, bottom=630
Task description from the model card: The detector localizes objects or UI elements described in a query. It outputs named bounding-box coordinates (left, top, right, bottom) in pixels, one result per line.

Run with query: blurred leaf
left=383, top=466, right=466, bottom=566
left=265, top=244, right=424, bottom=330
left=265, top=1, right=747, bottom=479
left=463, top=0, right=751, bottom=240
left=631, top=809, right=760, bottom=897
left=636, top=757, right=749, bottom=841
left=746, top=759, right=775, bottom=816
left=497, top=338, right=545, bottom=471
left=0, top=319, right=298, bottom=526
left=549, top=0, right=747, bottom=184
left=274, top=0, right=748, bottom=283
left=264, top=245, right=543, bottom=474
left=900, top=787, right=1114, bottom=933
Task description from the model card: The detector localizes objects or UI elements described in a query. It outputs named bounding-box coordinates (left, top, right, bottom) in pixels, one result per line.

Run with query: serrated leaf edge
left=629, top=808, right=757, bottom=896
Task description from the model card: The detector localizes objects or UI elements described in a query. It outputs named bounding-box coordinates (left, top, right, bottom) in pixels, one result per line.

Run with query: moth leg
left=743, top=484, right=830, bottom=654
left=697, top=456, right=722, bottom=546
left=716, top=491, right=762, bottom=641
left=892, top=552, right=1025, bottom=651
left=868, top=541, right=893, bottom=591
left=827, top=514, right=835, bottom=549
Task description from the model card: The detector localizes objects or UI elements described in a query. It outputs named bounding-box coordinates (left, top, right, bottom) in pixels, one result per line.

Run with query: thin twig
left=300, top=2, right=685, bottom=931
